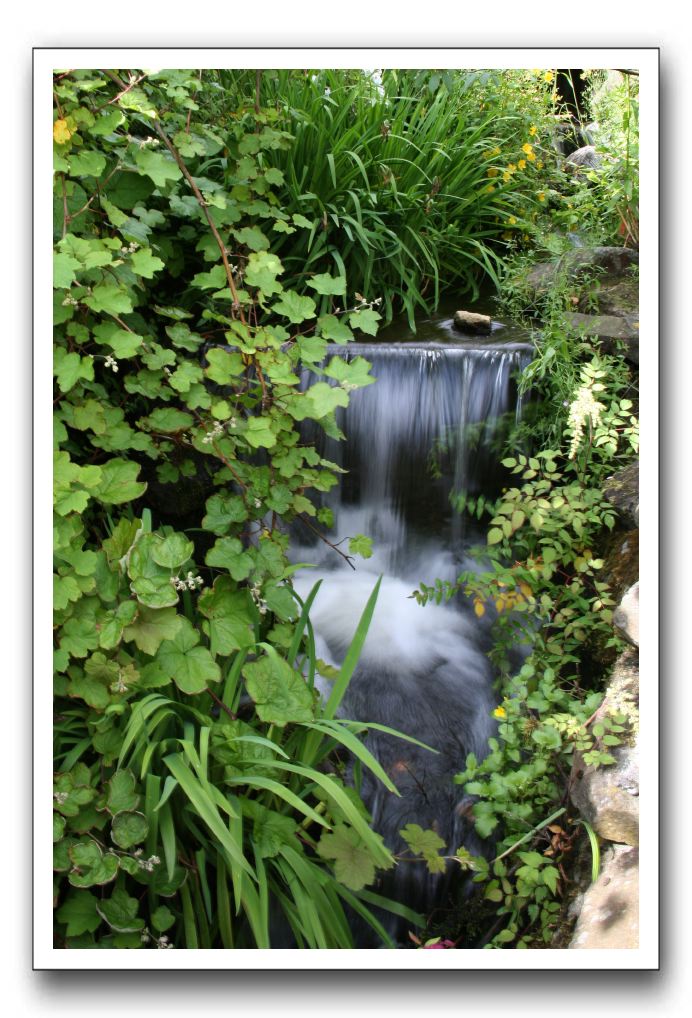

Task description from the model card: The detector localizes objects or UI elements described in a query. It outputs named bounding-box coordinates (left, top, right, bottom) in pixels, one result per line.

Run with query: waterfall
left=293, top=335, right=532, bottom=945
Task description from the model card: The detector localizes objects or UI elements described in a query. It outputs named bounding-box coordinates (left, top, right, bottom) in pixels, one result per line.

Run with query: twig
left=206, top=687, right=237, bottom=721
left=297, top=514, right=356, bottom=570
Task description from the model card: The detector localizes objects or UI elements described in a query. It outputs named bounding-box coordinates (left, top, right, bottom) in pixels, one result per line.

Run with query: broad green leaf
left=244, top=251, right=284, bottom=296
left=156, top=618, right=221, bottom=693
left=400, top=823, right=447, bottom=874
left=168, top=360, right=203, bottom=393
left=245, top=416, right=277, bottom=449
left=94, top=458, right=147, bottom=505
left=111, top=810, right=149, bottom=850
left=68, top=149, right=106, bottom=178
left=53, top=252, right=81, bottom=288
left=307, top=273, right=346, bottom=296
left=96, top=889, right=145, bottom=932
left=316, top=823, right=377, bottom=890
left=130, top=247, right=165, bottom=278
left=134, top=148, right=183, bottom=187
left=205, top=537, right=253, bottom=580
left=139, top=407, right=194, bottom=433
left=272, top=291, right=316, bottom=324
left=151, top=905, right=176, bottom=932
left=348, top=307, right=381, bottom=336
left=56, top=890, right=102, bottom=936
left=152, top=533, right=194, bottom=570
left=204, top=347, right=245, bottom=385
left=92, top=321, right=144, bottom=358
left=242, top=652, right=314, bottom=727
left=68, top=841, right=119, bottom=888
left=127, top=533, right=179, bottom=609
left=202, top=492, right=248, bottom=534
left=323, top=355, right=375, bottom=389
left=89, top=108, right=125, bottom=136
left=198, top=578, right=254, bottom=655
left=233, top=225, right=269, bottom=251
left=54, top=348, right=94, bottom=392
left=303, top=382, right=349, bottom=419
left=348, top=534, right=373, bottom=559
left=165, top=322, right=204, bottom=351
left=106, top=770, right=140, bottom=813
left=84, top=283, right=134, bottom=316
left=317, top=314, right=354, bottom=342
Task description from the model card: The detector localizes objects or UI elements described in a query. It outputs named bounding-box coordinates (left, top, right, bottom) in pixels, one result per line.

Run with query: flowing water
left=292, top=305, right=533, bottom=944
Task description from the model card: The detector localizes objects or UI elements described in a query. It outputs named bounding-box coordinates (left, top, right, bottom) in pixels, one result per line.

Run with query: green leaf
left=54, top=348, right=94, bottom=392
left=272, top=291, right=317, bottom=325
left=68, top=149, right=107, bottom=178
left=244, top=251, right=284, bottom=296
left=134, top=148, right=183, bottom=188
left=111, top=810, right=149, bottom=850
left=202, top=492, right=248, bottom=534
left=307, top=273, right=346, bottom=296
left=348, top=534, right=373, bottom=559
left=245, top=416, right=277, bottom=449
left=203, top=347, right=245, bottom=385
left=84, top=283, right=134, bottom=316
left=323, top=356, right=375, bottom=388
left=139, top=407, right=194, bottom=433
left=127, top=533, right=179, bottom=609
left=243, top=651, right=314, bottom=727
left=53, top=252, right=81, bottom=289
left=68, top=841, right=119, bottom=888
left=92, top=321, right=144, bottom=358
left=487, top=528, right=503, bottom=545
left=348, top=307, right=381, bottom=336
left=56, top=890, right=102, bottom=936
left=94, top=458, right=147, bottom=505
left=156, top=618, right=221, bottom=693
left=151, top=905, right=176, bottom=933
left=198, top=578, right=254, bottom=655
left=205, top=537, right=253, bottom=581
left=400, top=823, right=447, bottom=873
left=152, top=533, right=194, bottom=570
left=303, top=382, right=349, bottom=419
left=96, top=889, right=145, bottom=932
left=318, top=314, right=354, bottom=342
left=317, top=823, right=377, bottom=890
left=130, top=247, right=165, bottom=278
left=106, top=770, right=140, bottom=813
left=233, top=225, right=269, bottom=251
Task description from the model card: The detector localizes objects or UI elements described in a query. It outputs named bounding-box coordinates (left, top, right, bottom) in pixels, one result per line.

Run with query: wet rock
left=524, top=246, right=639, bottom=296
left=570, top=649, right=639, bottom=846
left=602, top=529, right=639, bottom=602
left=614, top=582, right=640, bottom=648
left=565, top=145, right=602, bottom=170
left=452, top=310, right=492, bottom=335
left=603, top=460, right=639, bottom=529
left=563, top=312, right=639, bottom=364
left=570, top=844, right=639, bottom=949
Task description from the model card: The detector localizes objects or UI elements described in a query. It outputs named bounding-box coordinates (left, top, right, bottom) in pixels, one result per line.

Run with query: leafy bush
left=52, top=68, right=423, bottom=949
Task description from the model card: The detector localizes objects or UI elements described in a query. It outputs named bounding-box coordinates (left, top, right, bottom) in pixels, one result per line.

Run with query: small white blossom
left=566, top=384, right=605, bottom=459
left=254, top=498, right=262, bottom=509
left=53, top=791, right=69, bottom=805
left=104, top=355, right=119, bottom=373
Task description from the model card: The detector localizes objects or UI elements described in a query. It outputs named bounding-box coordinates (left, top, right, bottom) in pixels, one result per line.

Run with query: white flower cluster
left=335, top=294, right=383, bottom=314
left=61, top=294, right=80, bottom=307
left=566, top=384, right=605, bottom=459
left=104, top=355, right=119, bottom=373
left=249, top=582, right=268, bottom=616
left=127, top=133, right=160, bottom=148
left=140, top=930, right=174, bottom=948
left=120, top=241, right=140, bottom=254
left=172, top=571, right=204, bottom=592
left=202, top=421, right=225, bottom=444
left=110, top=672, right=128, bottom=694
left=340, top=381, right=358, bottom=393
left=53, top=791, right=69, bottom=805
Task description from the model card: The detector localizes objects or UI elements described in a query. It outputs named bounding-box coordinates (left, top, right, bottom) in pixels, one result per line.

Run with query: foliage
left=52, top=68, right=423, bottom=949
left=414, top=341, right=638, bottom=946
left=198, top=69, right=560, bottom=327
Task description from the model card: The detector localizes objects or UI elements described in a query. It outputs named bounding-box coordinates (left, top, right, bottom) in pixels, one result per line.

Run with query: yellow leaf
left=53, top=118, right=73, bottom=144
left=495, top=596, right=506, bottom=613
left=473, top=599, right=485, bottom=618
left=518, top=581, right=533, bottom=600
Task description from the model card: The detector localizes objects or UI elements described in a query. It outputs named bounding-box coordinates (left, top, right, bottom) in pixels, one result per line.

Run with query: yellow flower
left=522, top=143, right=533, bottom=155
left=487, top=166, right=499, bottom=178
left=529, top=125, right=537, bottom=136
left=483, top=149, right=494, bottom=159
left=537, top=191, right=546, bottom=202
left=507, top=216, right=517, bottom=225
left=536, top=159, right=543, bottom=169
left=508, top=162, right=517, bottom=172
left=485, top=184, right=495, bottom=193
left=502, top=231, right=513, bottom=240
left=53, top=118, right=73, bottom=145
left=527, top=151, right=536, bottom=162
left=492, top=146, right=501, bottom=156
left=502, top=171, right=511, bottom=182
left=544, top=70, right=554, bottom=83
left=493, top=706, right=507, bottom=719
left=517, top=159, right=526, bottom=170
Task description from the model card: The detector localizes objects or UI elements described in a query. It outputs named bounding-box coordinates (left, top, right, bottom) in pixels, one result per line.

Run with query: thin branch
left=297, top=514, right=356, bottom=570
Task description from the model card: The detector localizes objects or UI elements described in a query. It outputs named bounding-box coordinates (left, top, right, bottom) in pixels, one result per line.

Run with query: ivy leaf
left=53, top=252, right=81, bottom=289
left=202, top=492, right=248, bottom=534
left=54, top=348, right=94, bottom=392
left=348, top=534, right=373, bottom=559
left=272, top=291, right=317, bottom=324
left=191, top=264, right=227, bottom=290
left=233, top=225, right=269, bottom=251
left=111, top=810, right=149, bottom=850
left=316, top=823, right=377, bottom=890
left=156, top=618, right=221, bottom=693
left=152, top=533, right=194, bottom=570
left=94, top=458, right=147, bottom=505
left=317, top=314, right=354, bottom=342
left=244, top=251, right=284, bottom=296
left=134, top=148, right=183, bottom=188
left=89, top=108, right=125, bottom=136
left=203, top=347, right=245, bottom=385
left=122, top=605, right=182, bottom=656
left=205, top=537, right=253, bottom=581
left=400, top=823, right=447, bottom=874
left=242, top=650, right=314, bottom=727
left=84, top=283, right=134, bottom=316
left=303, top=382, right=349, bottom=419
left=262, top=582, right=298, bottom=621
left=130, top=247, right=165, bottom=278
left=139, top=407, right=194, bottom=433
left=348, top=307, right=381, bottom=336
left=151, top=905, right=176, bottom=932
left=165, top=322, right=204, bottom=351
left=198, top=578, right=254, bottom=655
left=106, top=770, right=140, bottom=814
left=96, top=889, right=145, bottom=932
left=307, top=273, right=346, bottom=296
left=323, top=355, right=375, bottom=388
left=68, top=841, right=119, bottom=888
left=92, top=321, right=144, bottom=358
left=127, top=533, right=179, bottom=609
left=245, top=416, right=277, bottom=449
left=68, top=150, right=107, bottom=178
left=56, top=890, right=102, bottom=937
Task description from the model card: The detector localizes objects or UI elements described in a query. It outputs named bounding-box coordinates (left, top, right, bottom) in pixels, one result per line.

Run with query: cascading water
left=293, top=316, right=533, bottom=945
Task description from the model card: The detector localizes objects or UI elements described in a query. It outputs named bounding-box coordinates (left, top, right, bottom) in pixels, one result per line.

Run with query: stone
left=570, top=844, right=639, bottom=949
left=602, top=529, right=639, bottom=602
left=563, top=312, right=639, bottom=364
left=614, top=582, right=640, bottom=647
left=565, top=145, right=602, bottom=170
left=603, top=460, right=639, bottom=529
left=452, top=310, right=492, bottom=335
left=570, top=649, right=639, bottom=846
left=524, top=246, right=639, bottom=296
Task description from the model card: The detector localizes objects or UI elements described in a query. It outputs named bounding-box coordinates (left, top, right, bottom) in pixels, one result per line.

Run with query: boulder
left=603, top=460, right=639, bottom=529
left=569, top=844, right=639, bottom=949
left=524, top=246, right=639, bottom=296
left=565, top=145, right=602, bottom=170
left=563, top=312, right=639, bottom=365
left=452, top=310, right=492, bottom=335
left=614, top=582, right=640, bottom=648
left=570, top=649, right=639, bottom=846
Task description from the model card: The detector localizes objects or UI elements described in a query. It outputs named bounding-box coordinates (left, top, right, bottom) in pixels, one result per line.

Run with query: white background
left=7, top=2, right=689, bottom=1014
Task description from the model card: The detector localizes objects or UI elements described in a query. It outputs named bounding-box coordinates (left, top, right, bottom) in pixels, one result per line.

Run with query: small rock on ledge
left=452, top=310, right=492, bottom=335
